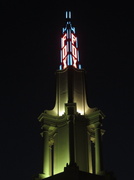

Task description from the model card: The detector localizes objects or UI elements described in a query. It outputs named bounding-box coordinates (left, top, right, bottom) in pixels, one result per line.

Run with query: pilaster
left=94, top=121, right=104, bottom=175
left=42, top=127, right=50, bottom=178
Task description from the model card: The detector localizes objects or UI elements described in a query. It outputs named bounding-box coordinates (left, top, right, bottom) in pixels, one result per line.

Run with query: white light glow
left=73, top=57, right=77, bottom=68
left=71, top=33, right=76, bottom=44
left=59, top=110, right=64, bottom=116
left=62, top=45, right=67, bottom=59
left=60, top=14, right=81, bottom=70
left=72, top=45, right=77, bottom=59
left=77, top=109, right=84, bottom=115
left=61, top=34, right=67, bottom=48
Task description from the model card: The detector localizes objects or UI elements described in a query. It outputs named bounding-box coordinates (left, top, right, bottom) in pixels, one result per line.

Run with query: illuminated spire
left=59, top=11, right=81, bottom=70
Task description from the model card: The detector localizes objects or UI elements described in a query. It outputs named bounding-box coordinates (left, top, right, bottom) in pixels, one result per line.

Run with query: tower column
left=65, top=103, right=76, bottom=166
left=49, top=145, right=52, bottom=176
left=68, top=115, right=75, bottom=165
left=95, top=122, right=103, bottom=175
left=87, top=132, right=93, bottom=173
left=42, top=129, right=50, bottom=178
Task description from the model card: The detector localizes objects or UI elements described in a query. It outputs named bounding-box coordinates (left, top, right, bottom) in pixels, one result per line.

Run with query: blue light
left=67, top=41, right=69, bottom=52
left=62, top=28, right=66, bottom=33
left=69, top=30, right=71, bottom=38
left=77, top=51, right=80, bottom=61
left=60, top=50, right=62, bottom=62
left=70, top=41, right=72, bottom=52
left=76, top=38, right=78, bottom=48
left=69, top=11, right=71, bottom=18
left=60, top=11, right=81, bottom=70
left=71, top=27, right=75, bottom=33
left=79, top=65, right=82, bottom=69
left=59, top=65, right=62, bottom=70
left=66, top=11, right=71, bottom=19
left=67, top=57, right=69, bottom=65
left=69, top=54, right=72, bottom=65
left=67, top=29, right=69, bottom=38
left=66, top=11, right=68, bottom=19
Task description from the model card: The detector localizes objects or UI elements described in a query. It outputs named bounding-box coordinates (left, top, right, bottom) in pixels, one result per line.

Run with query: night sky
left=1, top=2, right=134, bottom=180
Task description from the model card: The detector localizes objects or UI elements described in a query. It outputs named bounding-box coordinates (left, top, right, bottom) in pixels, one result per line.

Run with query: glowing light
left=66, top=11, right=71, bottom=19
left=63, top=58, right=67, bottom=69
left=71, top=33, right=76, bottom=44
left=71, top=27, right=75, bottom=33
left=61, top=34, right=67, bottom=48
left=79, top=64, right=81, bottom=69
left=59, top=65, right=62, bottom=70
left=60, top=12, right=81, bottom=70
left=59, top=110, right=64, bottom=116
left=72, top=45, right=77, bottom=59
left=69, top=11, right=71, bottom=18
left=73, top=57, right=77, bottom=68
left=77, top=109, right=84, bottom=115
left=66, top=11, right=68, bottom=19
left=69, top=54, right=72, bottom=65
left=62, top=45, right=67, bottom=59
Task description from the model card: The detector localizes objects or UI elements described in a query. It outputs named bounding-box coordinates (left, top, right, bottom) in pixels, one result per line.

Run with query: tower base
left=34, top=164, right=116, bottom=180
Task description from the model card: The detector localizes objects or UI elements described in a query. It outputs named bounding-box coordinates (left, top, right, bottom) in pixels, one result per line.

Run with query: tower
left=35, top=11, right=116, bottom=180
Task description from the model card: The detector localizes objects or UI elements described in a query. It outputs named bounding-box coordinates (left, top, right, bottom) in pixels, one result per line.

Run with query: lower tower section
left=36, top=66, right=106, bottom=179
left=37, top=104, right=105, bottom=179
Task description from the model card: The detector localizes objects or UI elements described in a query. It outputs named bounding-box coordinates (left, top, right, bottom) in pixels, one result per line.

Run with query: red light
left=60, top=30, right=80, bottom=69
left=71, top=34, right=76, bottom=44
left=63, top=58, right=67, bottom=69
left=73, top=57, right=77, bottom=68
left=61, top=34, right=67, bottom=48
left=62, top=45, right=67, bottom=59
left=72, top=45, right=77, bottom=59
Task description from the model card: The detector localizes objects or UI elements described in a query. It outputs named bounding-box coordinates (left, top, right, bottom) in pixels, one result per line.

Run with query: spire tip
left=66, top=11, right=71, bottom=19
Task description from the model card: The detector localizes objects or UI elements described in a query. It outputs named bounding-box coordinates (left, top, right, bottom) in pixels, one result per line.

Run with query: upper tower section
left=59, top=11, right=81, bottom=70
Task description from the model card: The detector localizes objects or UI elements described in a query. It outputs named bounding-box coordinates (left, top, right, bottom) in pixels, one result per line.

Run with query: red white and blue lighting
left=59, top=11, right=81, bottom=70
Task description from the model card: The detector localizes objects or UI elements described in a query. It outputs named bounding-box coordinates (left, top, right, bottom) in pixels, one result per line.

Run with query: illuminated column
left=69, top=115, right=75, bottom=165
left=95, top=122, right=103, bottom=175
left=42, top=129, right=50, bottom=178
left=87, top=133, right=93, bottom=173
left=49, top=146, right=52, bottom=176
left=65, top=103, right=76, bottom=165
left=49, top=139, right=54, bottom=176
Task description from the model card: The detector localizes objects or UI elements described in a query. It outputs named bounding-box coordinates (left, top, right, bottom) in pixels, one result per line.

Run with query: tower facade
left=35, top=12, right=115, bottom=180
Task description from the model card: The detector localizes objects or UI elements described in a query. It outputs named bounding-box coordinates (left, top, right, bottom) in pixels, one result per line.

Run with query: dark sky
left=1, top=2, right=134, bottom=180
